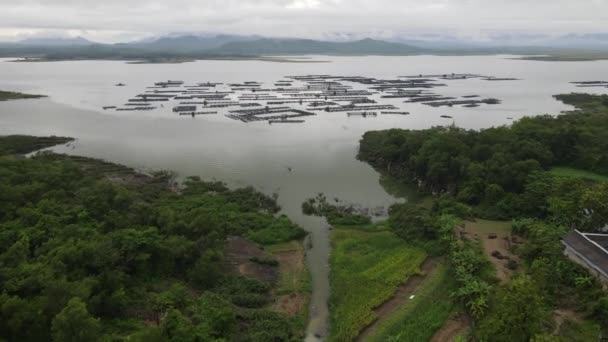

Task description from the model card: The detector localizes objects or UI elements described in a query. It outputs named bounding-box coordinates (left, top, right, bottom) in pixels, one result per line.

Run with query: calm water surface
left=1, top=56, right=607, bottom=340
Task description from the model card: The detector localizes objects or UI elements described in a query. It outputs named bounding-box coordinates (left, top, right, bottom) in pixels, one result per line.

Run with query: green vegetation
left=265, top=241, right=311, bottom=296
left=358, top=93, right=608, bottom=340
left=329, top=226, right=426, bottom=341
left=0, top=136, right=307, bottom=341
left=302, top=193, right=371, bottom=225
left=557, top=319, right=601, bottom=341
left=359, top=93, right=608, bottom=225
left=0, top=135, right=72, bottom=154
left=0, top=90, right=46, bottom=101
left=367, top=264, right=457, bottom=342
left=549, top=166, right=608, bottom=182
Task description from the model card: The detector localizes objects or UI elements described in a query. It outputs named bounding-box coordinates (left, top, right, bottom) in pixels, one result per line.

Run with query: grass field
left=550, top=167, right=608, bottom=182
left=557, top=319, right=601, bottom=342
left=465, top=219, right=512, bottom=235
left=329, top=226, right=427, bottom=342
left=367, top=264, right=459, bottom=342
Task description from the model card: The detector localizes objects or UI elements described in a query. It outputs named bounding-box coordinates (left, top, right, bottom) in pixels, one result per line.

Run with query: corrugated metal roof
left=563, top=231, right=608, bottom=279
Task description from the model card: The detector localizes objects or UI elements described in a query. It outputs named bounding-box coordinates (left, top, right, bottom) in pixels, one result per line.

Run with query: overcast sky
left=0, top=0, right=607, bottom=43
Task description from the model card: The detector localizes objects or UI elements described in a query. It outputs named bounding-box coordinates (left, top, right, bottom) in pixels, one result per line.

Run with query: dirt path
left=356, top=258, right=439, bottom=341
left=430, top=314, right=470, bottom=342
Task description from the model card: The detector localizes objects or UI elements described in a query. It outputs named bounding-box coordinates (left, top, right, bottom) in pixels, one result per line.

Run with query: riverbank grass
left=329, top=225, right=426, bottom=341
left=367, top=263, right=459, bottom=342
left=549, top=166, right=608, bottom=182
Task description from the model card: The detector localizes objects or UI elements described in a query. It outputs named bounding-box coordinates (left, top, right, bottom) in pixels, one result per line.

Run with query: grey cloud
left=0, top=0, right=606, bottom=42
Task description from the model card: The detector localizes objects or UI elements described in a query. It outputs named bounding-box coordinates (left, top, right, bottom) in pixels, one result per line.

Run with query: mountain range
left=1, top=33, right=607, bottom=61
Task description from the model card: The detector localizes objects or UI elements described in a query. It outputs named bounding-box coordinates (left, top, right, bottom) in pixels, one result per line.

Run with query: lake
left=1, top=55, right=607, bottom=340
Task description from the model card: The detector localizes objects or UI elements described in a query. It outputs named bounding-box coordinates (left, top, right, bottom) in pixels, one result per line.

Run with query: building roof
left=563, top=230, right=608, bottom=280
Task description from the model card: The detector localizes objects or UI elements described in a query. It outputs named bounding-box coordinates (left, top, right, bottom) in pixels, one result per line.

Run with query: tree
left=191, top=292, right=235, bottom=338
left=581, top=183, right=608, bottom=231
left=160, top=309, right=194, bottom=342
left=388, top=203, right=435, bottom=240
left=477, top=275, right=548, bottom=342
left=51, top=298, right=101, bottom=342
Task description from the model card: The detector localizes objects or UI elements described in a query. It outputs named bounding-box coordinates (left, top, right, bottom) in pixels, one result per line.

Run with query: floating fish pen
left=129, top=98, right=168, bottom=102
left=406, top=96, right=456, bottom=103
left=268, top=119, right=305, bottom=124
left=347, top=112, right=378, bottom=117
left=125, top=103, right=152, bottom=106
left=174, top=96, right=194, bottom=100
left=197, top=82, right=222, bottom=87
left=402, top=73, right=483, bottom=79
left=381, top=94, right=429, bottom=98
left=137, top=94, right=175, bottom=98
left=102, top=106, right=117, bottom=110
left=381, top=111, right=410, bottom=115
left=239, top=103, right=262, bottom=107
left=267, top=100, right=337, bottom=105
left=440, top=115, right=453, bottom=119
left=320, top=90, right=374, bottom=96
left=147, top=90, right=183, bottom=94
left=226, top=107, right=316, bottom=123
left=570, top=81, right=608, bottom=85
left=185, top=95, right=229, bottom=100
left=238, top=96, right=279, bottom=101
left=172, top=106, right=197, bottom=113
left=181, top=91, right=217, bottom=94
left=155, top=80, right=184, bottom=86
left=286, top=75, right=336, bottom=81
left=462, top=95, right=480, bottom=98
left=178, top=111, right=218, bottom=116
left=229, top=83, right=262, bottom=88
left=324, top=105, right=397, bottom=112
left=349, top=98, right=376, bottom=104
left=483, top=77, right=519, bottom=81
left=116, top=106, right=156, bottom=111
left=423, top=98, right=501, bottom=107
left=570, top=81, right=608, bottom=88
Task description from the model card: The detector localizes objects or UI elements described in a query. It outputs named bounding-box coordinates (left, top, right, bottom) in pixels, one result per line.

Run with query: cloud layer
left=1, top=0, right=607, bottom=42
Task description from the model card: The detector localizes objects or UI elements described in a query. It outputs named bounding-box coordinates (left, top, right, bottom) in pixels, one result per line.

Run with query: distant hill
left=213, top=38, right=425, bottom=55
left=123, top=34, right=258, bottom=52
left=17, top=36, right=95, bottom=46
left=1, top=33, right=608, bottom=61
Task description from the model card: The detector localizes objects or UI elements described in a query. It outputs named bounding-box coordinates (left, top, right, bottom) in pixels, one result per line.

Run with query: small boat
left=115, top=83, right=126, bottom=87
left=440, top=115, right=453, bottom=119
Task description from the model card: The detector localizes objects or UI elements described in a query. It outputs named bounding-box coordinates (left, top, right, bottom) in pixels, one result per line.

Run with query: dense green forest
left=359, top=93, right=608, bottom=224
left=0, top=136, right=307, bottom=341
left=356, top=93, right=608, bottom=340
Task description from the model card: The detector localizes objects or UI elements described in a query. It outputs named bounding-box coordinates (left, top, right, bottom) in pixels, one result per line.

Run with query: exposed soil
left=553, top=309, right=582, bottom=335
left=462, top=221, right=520, bottom=283
left=272, top=242, right=308, bottom=317
left=430, top=313, right=470, bottom=342
left=224, top=236, right=278, bottom=285
left=356, top=257, right=439, bottom=341
left=273, top=293, right=307, bottom=317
